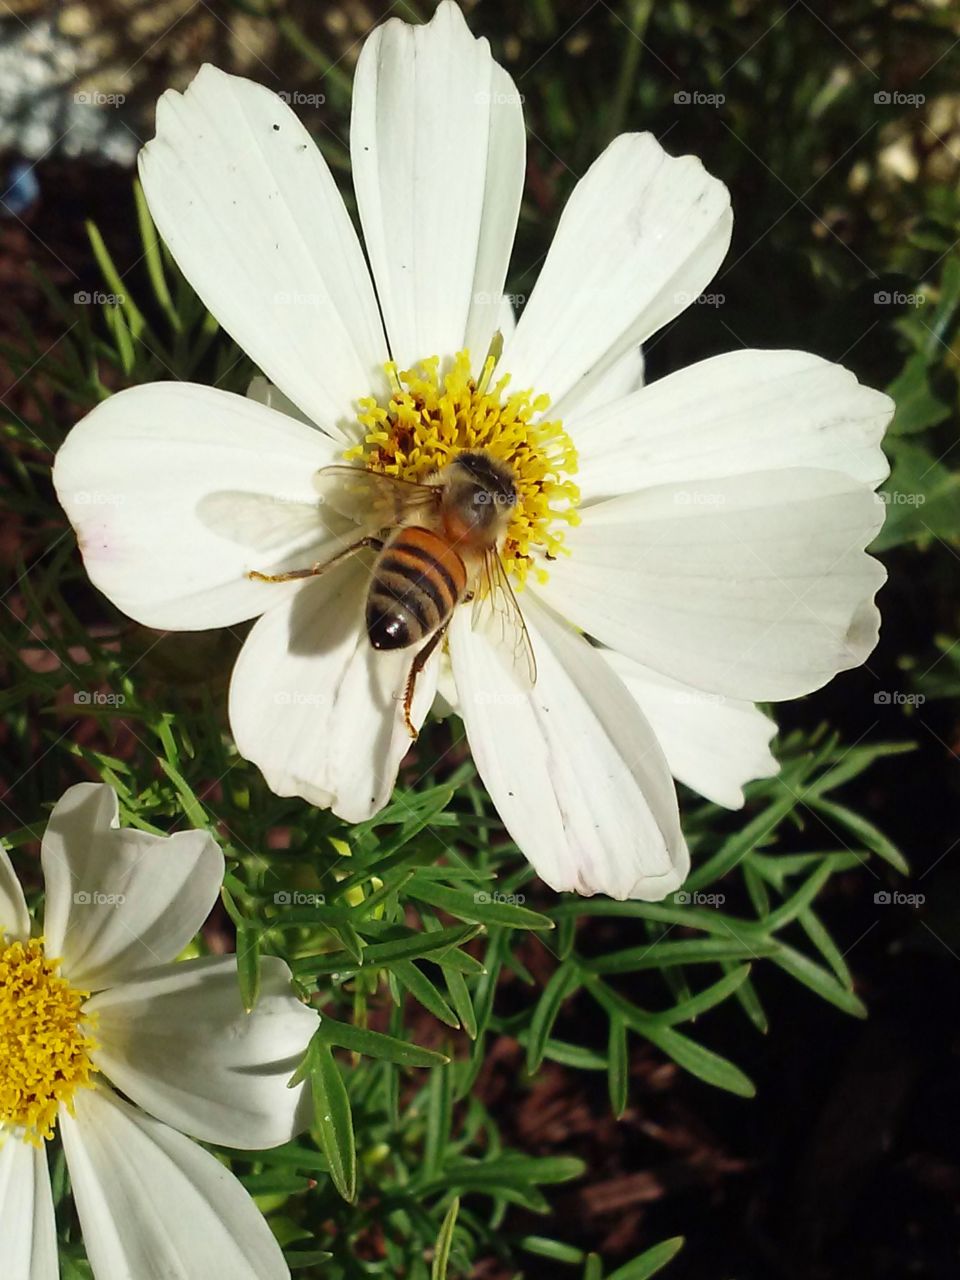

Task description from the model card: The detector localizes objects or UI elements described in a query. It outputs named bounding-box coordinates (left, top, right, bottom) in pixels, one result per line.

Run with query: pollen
left=0, top=939, right=98, bottom=1144
left=349, top=347, right=580, bottom=587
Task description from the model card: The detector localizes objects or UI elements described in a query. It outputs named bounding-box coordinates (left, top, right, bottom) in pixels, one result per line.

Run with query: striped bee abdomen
left=366, top=526, right=467, bottom=651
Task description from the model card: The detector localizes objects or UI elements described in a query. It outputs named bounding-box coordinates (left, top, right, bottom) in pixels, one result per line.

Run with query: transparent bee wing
left=314, top=465, right=441, bottom=533
left=196, top=491, right=328, bottom=551
left=471, top=548, right=537, bottom=688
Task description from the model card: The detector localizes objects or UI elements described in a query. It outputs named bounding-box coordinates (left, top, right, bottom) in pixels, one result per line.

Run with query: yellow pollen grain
left=348, top=348, right=580, bottom=588
left=0, top=938, right=98, bottom=1144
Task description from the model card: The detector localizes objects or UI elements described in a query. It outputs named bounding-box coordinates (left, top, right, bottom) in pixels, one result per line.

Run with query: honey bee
left=248, top=451, right=536, bottom=736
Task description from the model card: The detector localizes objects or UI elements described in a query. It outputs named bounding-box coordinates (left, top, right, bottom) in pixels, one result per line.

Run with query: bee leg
left=247, top=536, right=384, bottom=583
left=402, top=624, right=448, bottom=741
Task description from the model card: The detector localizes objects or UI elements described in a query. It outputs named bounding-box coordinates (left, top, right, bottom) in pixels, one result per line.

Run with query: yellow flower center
left=349, top=348, right=580, bottom=588
left=0, top=938, right=98, bottom=1144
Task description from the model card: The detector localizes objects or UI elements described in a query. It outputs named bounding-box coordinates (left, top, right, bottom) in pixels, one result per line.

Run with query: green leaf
left=608, top=1236, right=685, bottom=1279
left=808, top=796, right=909, bottom=874
left=306, top=1040, right=357, bottom=1203
left=647, top=965, right=753, bottom=1027
left=298, top=923, right=482, bottom=976
left=236, top=927, right=261, bottom=1013
left=394, top=960, right=461, bottom=1028
left=887, top=351, right=950, bottom=435
left=409, top=879, right=554, bottom=931
left=443, top=967, right=478, bottom=1039
left=642, top=1024, right=755, bottom=1097
left=431, top=1197, right=461, bottom=1280
left=527, top=962, right=581, bottom=1073
left=773, top=944, right=867, bottom=1017
left=314, top=1016, right=449, bottom=1067
left=607, top=1015, right=629, bottom=1118
left=520, top=1236, right=586, bottom=1263
left=287, top=1251, right=334, bottom=1270
left=584, top=937, right=776, bottom=974
left=424, top=1064, right=455, bottom=1177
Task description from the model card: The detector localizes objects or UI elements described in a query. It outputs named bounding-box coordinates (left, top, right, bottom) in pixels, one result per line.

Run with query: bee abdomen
left=367, top=527, right=467, bottom=651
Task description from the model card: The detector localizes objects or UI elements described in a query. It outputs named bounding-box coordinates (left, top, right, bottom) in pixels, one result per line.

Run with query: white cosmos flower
left=52, top=1, right=892, bottom=901
left=0, top=783, right=316, bottom=1280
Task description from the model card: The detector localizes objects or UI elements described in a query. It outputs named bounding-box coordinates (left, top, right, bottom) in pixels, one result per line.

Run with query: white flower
left=53, top=1, right=892, bottom=901
left=0, top=783, right=316, bottom=1280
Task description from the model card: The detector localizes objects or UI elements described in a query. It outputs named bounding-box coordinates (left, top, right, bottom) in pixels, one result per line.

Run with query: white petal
left=560, top=344, right=645, bottom=422
left=572, top=349, right=893, bottom=504
left=60, top=1086, right=288, bottom=1280
left=0, top=846, right=29, bottom=943
left=86, top=955, right=315, bottom=1150
left=0, top=1137, right=57, bottom=1280
left=351, top=0, right=525, bottom=368
left=448, top=595, right=689, bottom=901
left=54, top=381, right=345, bottom=630
left=501, top=133, right=731, bottom=415
left=229, top=560, right=438, bottom=822
left=246, top=375, right=312, bottom=425
left=41, top=783, right=223, bottom=991
left=537, top=468, right=886, bottom=702
left=140, top=63, right=387, bottom=433
left=603, top=650, right=778, bottom=808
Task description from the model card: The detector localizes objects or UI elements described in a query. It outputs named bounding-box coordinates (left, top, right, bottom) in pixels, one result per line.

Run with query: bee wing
left=315, top=465, right=440, bottom=533
left=471, top=548, right=537, bottom=688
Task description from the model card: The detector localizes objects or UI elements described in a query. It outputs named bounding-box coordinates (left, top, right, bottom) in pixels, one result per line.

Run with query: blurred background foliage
left=1, top=1, right=959, bottom=1277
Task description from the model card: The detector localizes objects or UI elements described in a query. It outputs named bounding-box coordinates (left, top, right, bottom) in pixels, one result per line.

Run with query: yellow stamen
left=348, top=348, right=580, bottom=588
left=0, top=938, right=98, bottom=1144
